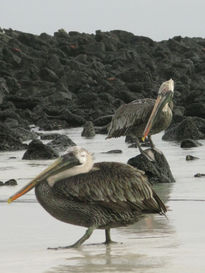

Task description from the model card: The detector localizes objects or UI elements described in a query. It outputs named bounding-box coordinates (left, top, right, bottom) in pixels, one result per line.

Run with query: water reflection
left=45, top=209, right=176, bottom=273
left=46, top=245, right=169, bottom=273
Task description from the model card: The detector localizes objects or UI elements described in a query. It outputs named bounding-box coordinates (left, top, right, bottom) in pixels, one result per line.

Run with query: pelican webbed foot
left=104, top=240, right=118, bottom=245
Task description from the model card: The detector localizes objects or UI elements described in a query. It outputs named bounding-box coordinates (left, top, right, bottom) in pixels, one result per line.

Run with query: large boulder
left=180, top=139, right=202, bottom=148
left=22, top=139, right=58, bottom=160
left=4, top=179, right=18, bottom=186
left=81, top=121, right=96, bottom=138
left=47, top=135, right=76, bottom=153
left=128, top=148, right=175, bottom=184
left=162, top=117, right=205, bottom=141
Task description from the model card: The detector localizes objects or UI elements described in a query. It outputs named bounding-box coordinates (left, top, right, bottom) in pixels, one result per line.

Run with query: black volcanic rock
left=40, top=67, right=59, bottom=82
left=0, top=124, right=27, bottom=151
left=194, top=173, right=205, bottom=177
left=185, top=103, right=205, bottom=119
left=186, top=155, right=199, bottom=160
left=13, top=127, right=38, bottom=142
left=81, top=121, right=96, bottom=138
left=39, top=133, right=62, bottom=140
left=93, top=115, right=112, bottom=126
left=180, top=139, right=202, bottom=148
left=162, top=117, right=205, bottom=141
left=38, top=109, right=86, bottom=130
left=0, top=77, right=9, bottom=104
left=47, top=135, right=76, bottom=153
left=22, top=139, right=58, bottom=160
left=172, top=106, right=185, bottom=123
left=4, top=179, right=18, bottom=186
left=1, top=28, right=205, bottom=135
left=102, top=149, right=122, bottom=154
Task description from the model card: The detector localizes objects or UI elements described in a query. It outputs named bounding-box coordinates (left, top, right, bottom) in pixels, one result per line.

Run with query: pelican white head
left=142, top=79, right=174, bottom=141
left=47, top=146, right=94, bottom=187
left=7, top=146, right=94, bottom=203
left=158, top=79, right=174, bottom=95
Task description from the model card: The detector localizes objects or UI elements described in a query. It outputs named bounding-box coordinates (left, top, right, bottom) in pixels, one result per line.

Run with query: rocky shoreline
left=1, top=27, right=205, bottom=152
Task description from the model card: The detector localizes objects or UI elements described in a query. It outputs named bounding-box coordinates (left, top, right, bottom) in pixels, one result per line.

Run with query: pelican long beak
left=8, top=153, right=80, bottom=203
left=142, top=90, right=173, bottom=141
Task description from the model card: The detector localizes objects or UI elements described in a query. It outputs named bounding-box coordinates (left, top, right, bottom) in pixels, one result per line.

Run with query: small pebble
left=102, top=150, right=122, bottom=154
left=194, top=173, right=205, bottom=178
left=186, top=155, right=199, bottom=161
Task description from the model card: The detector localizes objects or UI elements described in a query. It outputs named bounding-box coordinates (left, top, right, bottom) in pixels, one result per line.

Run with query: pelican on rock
left=8, top=146, right=167, bottom=248
left=107, top=79, right=174, bottom=156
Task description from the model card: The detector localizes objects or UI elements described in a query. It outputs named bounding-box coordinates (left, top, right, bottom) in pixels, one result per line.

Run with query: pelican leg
left=48, top=226, right=95, bottom=250
left=104, top=228, right=116, bottom=244
left=135, top=137, right=154, bottom=162
left=148, top=135, right=163, bottom=154
left=148, top=135, right=155, bottom=149
left=135, top=137, right=145, bottom=154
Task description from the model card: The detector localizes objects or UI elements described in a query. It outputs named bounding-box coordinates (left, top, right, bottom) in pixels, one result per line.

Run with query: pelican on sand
left=8, top=146, right=167, bottom=248
left=107, top=79, right=174, bottom=155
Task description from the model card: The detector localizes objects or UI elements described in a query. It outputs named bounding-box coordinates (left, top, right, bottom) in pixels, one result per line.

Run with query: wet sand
left=0, top=129, right=205, bottom=273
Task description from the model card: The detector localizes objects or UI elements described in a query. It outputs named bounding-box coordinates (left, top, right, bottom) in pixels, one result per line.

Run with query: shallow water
left=0, top=129, right=205, bottom=273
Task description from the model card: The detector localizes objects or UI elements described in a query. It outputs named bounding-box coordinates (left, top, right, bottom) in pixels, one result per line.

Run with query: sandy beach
left=1, top=129, right=205, bottom=273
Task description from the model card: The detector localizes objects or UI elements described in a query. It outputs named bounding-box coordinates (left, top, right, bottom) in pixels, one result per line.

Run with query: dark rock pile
left=1, top=27, right=205, bottom=151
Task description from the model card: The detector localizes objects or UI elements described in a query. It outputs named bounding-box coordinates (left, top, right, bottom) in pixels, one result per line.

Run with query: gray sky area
left=1, top=0, right=205, bottom=41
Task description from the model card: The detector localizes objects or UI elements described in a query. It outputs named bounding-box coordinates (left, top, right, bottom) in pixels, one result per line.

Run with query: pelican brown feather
left=53, top=162, right=166, bottom=213
left=106, top=98, right=157, bottom=138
